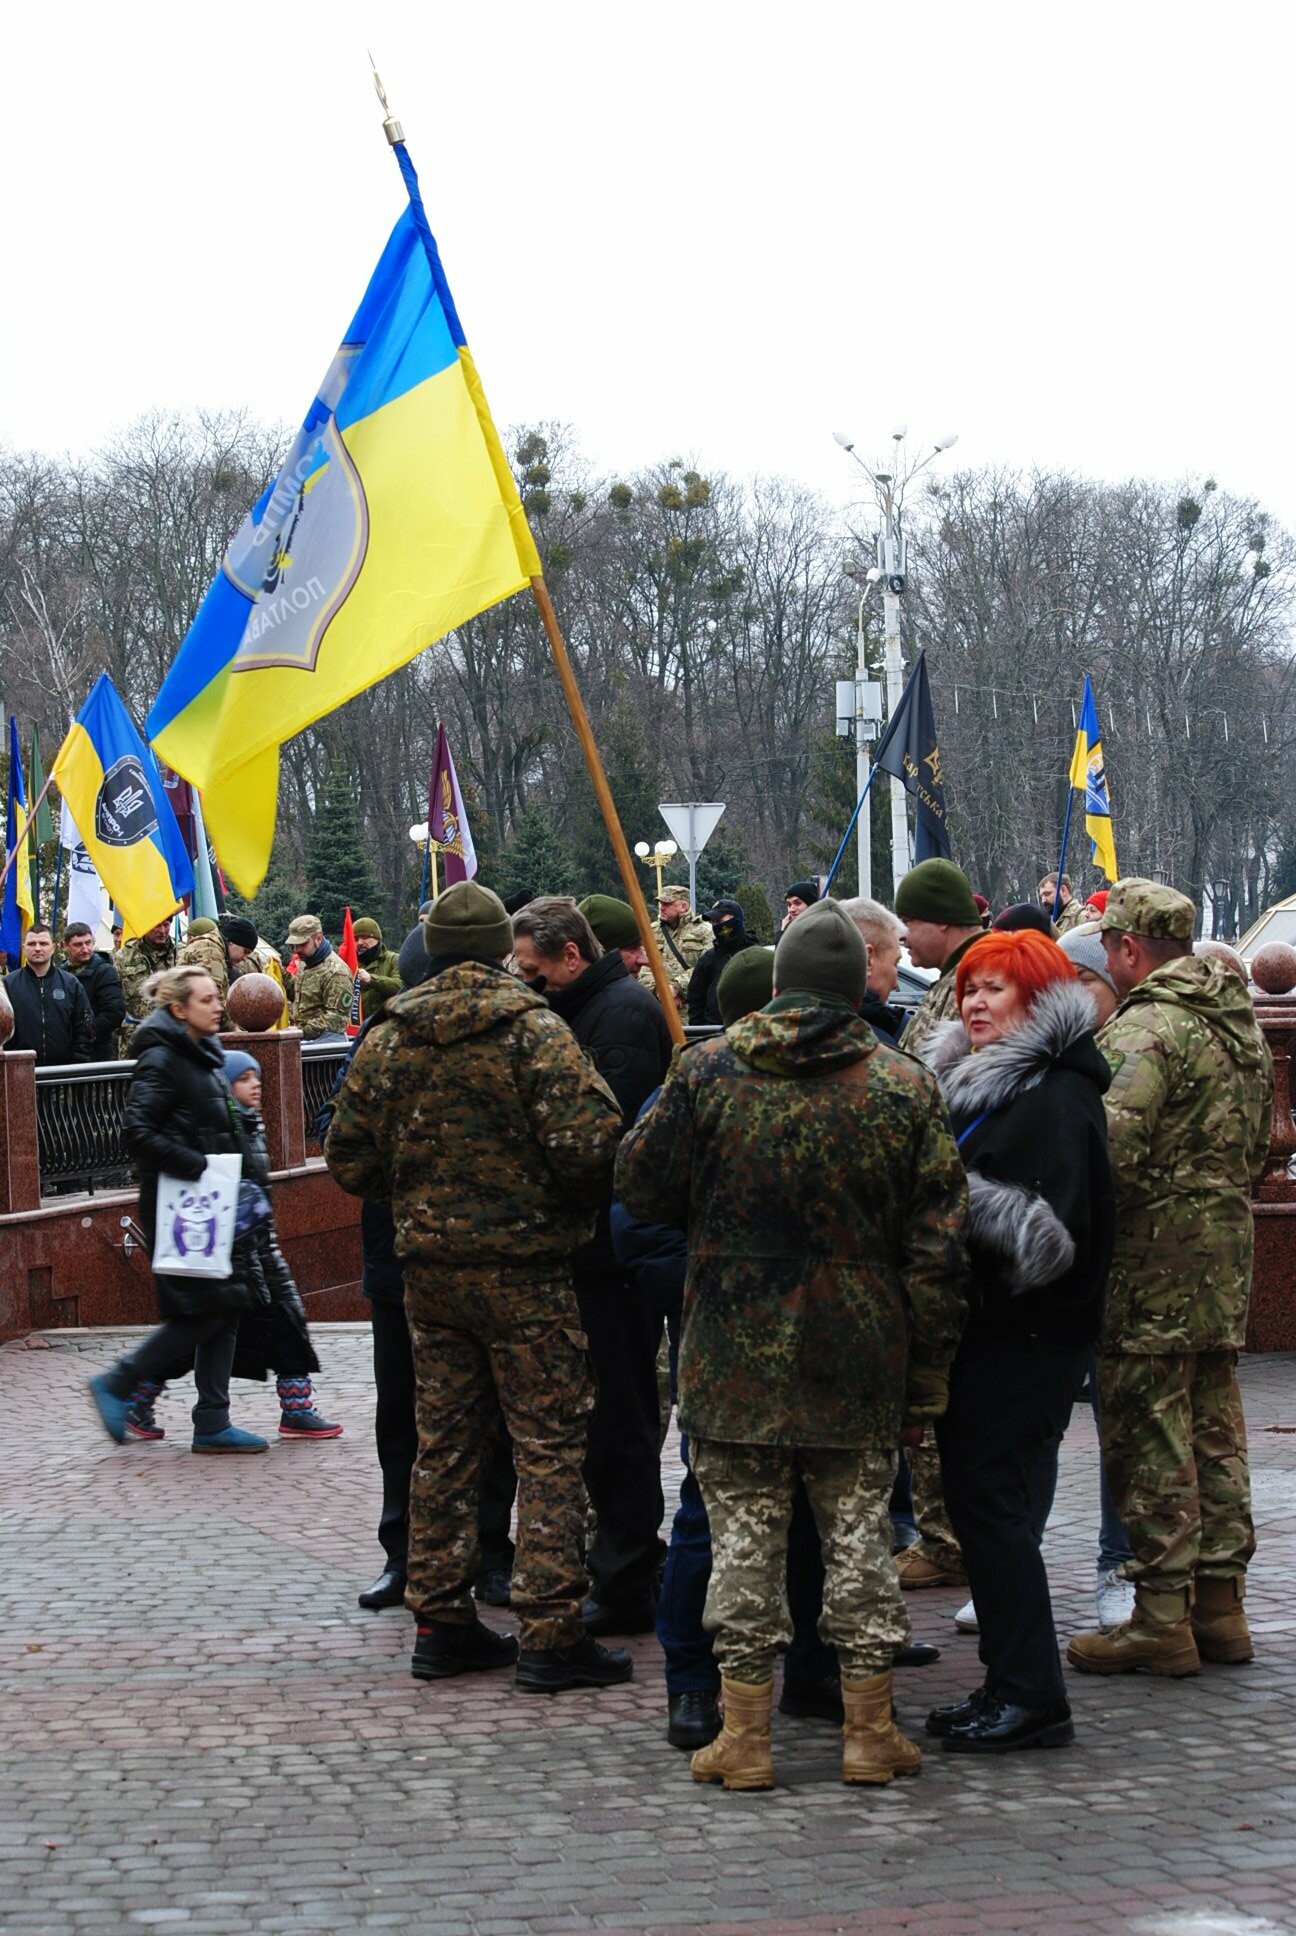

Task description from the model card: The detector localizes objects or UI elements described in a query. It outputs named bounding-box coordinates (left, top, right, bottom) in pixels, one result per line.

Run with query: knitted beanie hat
left=222, top=1050, right=261, bottom=1084
left=577, top=894, right=640, bottom=950
left=186, top=917, right=217, bottom=937
left=716, top=946, right=774, bottom=1025
left=773, top=899, right=868, bottom=1004
left=422, top=881, right=514, bottom=961
left=894, top=859, right=980, bottom=926
left=219, top=915, right=258, bottom=951
left=1058, top=922, right=1119, bottom=994
left=353, top=917, right=383, bottom=941
left=785, top=878, right=820, bottom=905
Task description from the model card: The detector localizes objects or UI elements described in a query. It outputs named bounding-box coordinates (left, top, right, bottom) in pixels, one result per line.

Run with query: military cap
left=894, top=859, right=980, bottom=927
left=659, top=884, right=691, bottom=902
left=352, top=917, right=383, bottom=940
left=1099, top=877, right=1195, bottom=944
left=578, top=894, right=640, bottom=949
left=286, top=914, right=323, bottom=946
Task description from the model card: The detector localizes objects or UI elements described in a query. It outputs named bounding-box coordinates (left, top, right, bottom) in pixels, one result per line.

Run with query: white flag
left=60, top=799, right=107, bottom=936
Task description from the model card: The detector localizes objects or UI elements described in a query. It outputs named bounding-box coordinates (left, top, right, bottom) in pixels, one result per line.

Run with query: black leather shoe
left=411, top=1619, right=519, bottom=1680
left=941, top=1693, right=1074, bottom=1753
left=516, top=1636, right=634, bottom=1693
left=778, top=1676, right=844, bottom=1723
left=926, top=1685, right=990, bottom=1736
left=474, top=1569, right=513, bottom=1608
left=894, top=1642, right=941, bottom=1668
left=667, top=1690, right=721, bottom=1750
left=580, top=1594, right=656, bottom=1637
left=358, top=1567, right=407, bottom=1611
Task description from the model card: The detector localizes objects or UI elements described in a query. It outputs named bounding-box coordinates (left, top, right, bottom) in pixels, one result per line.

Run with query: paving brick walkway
left=2, top=1327, right=1295, bottom=1935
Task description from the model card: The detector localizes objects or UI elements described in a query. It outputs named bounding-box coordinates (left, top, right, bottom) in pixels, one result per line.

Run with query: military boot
left=1192, top=1575, right=1253, bottom=1664
left=841, top=1671, right=923, bottom=1784
left=690, top=1677, right=775, bottom=1791
left=1067, top=1584, right=1199, bottom=1677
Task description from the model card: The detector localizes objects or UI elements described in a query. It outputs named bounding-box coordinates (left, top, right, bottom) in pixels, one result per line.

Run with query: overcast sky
left=3, top=0, right=1293, bottom=536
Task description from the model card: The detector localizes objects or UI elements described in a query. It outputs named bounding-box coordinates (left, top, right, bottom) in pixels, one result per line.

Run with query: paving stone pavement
left=2, top=1326, right=1295, bottom=1936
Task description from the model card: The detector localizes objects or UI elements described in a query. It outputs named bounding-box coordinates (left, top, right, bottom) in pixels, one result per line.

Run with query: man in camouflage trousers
left=617, top=899, right=969, bottom=1790
left=115, top=919, right=177, bottom=1054
left=325, top=881, right=634, bottom=1694
left=889, top=858, right=985, bottom=1594
left=638, top=885, right=712, bottom=1011
left=284, top=914, right=354, bottom=1038
left=1068, top=878, right=1273, bottom=1679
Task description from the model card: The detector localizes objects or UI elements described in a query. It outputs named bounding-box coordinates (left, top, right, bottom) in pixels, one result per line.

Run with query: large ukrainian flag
left=52, top=674, right=194, bottom=936
left=148, top=144, right=540, bottom=895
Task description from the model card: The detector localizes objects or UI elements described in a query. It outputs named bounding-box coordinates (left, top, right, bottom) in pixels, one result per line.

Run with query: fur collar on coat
left=920, top=978, right=1100, bottom=1115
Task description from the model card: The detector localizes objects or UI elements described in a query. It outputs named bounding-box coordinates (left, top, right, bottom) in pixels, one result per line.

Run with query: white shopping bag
left=152, top=1154, right=243, bottom=1279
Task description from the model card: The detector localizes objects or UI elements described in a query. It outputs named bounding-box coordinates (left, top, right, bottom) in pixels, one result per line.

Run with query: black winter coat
left=923, top=979, right=1114, bottom=1345
left=228, top=1103, right=318, bottom=1379
left=123, top=1007, right=246, bottom=1321
left=687, top=933, right=761, bottom=1026
left=5, top=964, right=94, bottom=1065
left=858, top=988, right=905, bottom=1048
left=67, top=950, right=127, bottom=1060
left=547, top=951, right=671, bottom=1274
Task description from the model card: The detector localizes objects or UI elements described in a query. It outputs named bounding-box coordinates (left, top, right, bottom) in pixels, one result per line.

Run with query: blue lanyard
left=956, top=1108, right=993, bottom=1148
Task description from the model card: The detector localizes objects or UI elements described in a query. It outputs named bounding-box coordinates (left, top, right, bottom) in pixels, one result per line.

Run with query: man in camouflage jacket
left=284, top=915, right=354, bottom=1038
left=616, top=898, right=968, bottom=1787
left=639, top=885, right=712, bottom=1010
left=1068, top=878, right=1273, bottom=1680
left=324, top=881, right=633, bottom=1695
left=115, top=920, right=177, bottom=1054
left=177, top=919, right=231, bottom=1013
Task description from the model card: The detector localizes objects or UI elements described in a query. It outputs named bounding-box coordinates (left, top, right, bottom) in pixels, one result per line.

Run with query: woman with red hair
left=918, top=928, right=1115, bottom=1754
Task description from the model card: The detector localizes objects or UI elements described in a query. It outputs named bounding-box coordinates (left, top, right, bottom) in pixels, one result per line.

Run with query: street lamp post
left=834, top=426, right=958, bottom=895
left=633, top=838, right=678, bottom=902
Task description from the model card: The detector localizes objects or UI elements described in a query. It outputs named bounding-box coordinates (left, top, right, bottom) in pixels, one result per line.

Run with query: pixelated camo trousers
left=690, top=1439, right=910, bottom=1684
left=406, top=1269, right=595, bottom=1649
left=1098, top=1347, right=1255, bottom=1597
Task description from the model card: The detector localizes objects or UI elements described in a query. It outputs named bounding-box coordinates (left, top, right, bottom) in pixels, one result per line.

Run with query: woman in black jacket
left=920, top=927, right=1114, bottom=1754
left=87, top=965, right=267, bottom=1454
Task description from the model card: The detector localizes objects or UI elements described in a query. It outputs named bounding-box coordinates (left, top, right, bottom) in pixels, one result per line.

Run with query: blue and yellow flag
left=1, top=716, right=35, bottom=956
left=1068, top=676, right=1118, bottom=882
left=51, top=674, right=194, bottom=937
left=147, top=143, right=541, bottom=895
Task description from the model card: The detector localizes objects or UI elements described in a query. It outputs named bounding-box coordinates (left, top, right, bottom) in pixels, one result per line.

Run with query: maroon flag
left=427, top=723, right=477, bottom=886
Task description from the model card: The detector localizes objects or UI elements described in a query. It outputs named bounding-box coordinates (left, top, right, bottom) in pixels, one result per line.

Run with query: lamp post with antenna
left=833, top=426, right=958, bottom=893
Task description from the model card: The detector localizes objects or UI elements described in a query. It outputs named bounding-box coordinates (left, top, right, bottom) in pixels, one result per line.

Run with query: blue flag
left=1, top=716, right=35, bottom=957
left=50, top=675, right=195, bottom=937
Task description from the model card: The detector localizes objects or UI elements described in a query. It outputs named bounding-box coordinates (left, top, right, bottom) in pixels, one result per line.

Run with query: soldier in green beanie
left=352, top=917, right=402, bottom=1022
left=578, top=894, right=648, bottom=976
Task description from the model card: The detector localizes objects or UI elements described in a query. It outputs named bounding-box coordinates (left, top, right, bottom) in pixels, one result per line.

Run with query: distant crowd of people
left=77, top=855, right=1271, bottom=1790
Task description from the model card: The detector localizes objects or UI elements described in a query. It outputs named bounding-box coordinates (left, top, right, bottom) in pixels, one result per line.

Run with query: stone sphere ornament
left=226, top=972, right=287, bottom=1032
left=1194, top=939, right=1247, bottom=984
left=0, top=977, right=12, bottom=1047
left=1249, top=941, right=1296, bottom=997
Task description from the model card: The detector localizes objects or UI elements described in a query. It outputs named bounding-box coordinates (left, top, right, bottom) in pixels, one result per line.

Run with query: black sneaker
left=411, top=1620, right=519, bottom=1681
left=667, top=1689, right=721, bottom=1750
left=515, top=1636, right=634, bottom=1693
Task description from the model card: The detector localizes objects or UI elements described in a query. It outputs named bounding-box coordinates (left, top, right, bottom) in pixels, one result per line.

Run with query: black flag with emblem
left=873, top=649, right=951, bottom=861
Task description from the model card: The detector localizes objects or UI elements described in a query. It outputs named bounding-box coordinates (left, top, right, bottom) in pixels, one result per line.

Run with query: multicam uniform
left=639, top=913, right=713, bottom=1007
left=1097, top=952, right=1272, bottom=1603
left=115, top=936, right=177, bottom=1055
left=1053, top=896, right=1088, bottom=935
left=615, top=995, right=969, bottom=1683
left=289, top=945, right=355, bottom=1038
left=324, top=960, right=623, bottom=1648
left=177, top=930, right=230, bottom=1012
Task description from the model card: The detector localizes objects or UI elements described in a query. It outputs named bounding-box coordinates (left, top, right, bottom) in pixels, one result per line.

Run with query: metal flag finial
left=369, top=56, right=404, bottom=145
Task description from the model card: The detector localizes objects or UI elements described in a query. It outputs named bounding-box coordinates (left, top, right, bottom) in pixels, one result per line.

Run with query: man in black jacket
left=511, top=896, right=672, bottom=1633
left=687, top=899, right=761, bottom=1025
left=6, top=924, right=94, bottom=1065
left=62, top=922, right=126, bottom=1060
left=839, top=895, right=909, bottom=1048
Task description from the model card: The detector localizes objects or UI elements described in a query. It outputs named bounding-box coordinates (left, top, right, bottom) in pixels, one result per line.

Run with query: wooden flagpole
left=530, top=576, right=685, bottom=1046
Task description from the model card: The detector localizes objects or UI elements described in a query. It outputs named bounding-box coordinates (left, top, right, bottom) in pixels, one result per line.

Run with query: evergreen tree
left=304, top=762, right=379, bottom=937
left=732, top=881, right=774, bottom=941
left=500, top=802, right=578, bottom=899
left=566, top=714, right=664, bottom=900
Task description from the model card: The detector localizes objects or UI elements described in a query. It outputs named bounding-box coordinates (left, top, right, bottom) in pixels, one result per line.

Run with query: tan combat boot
left=1192, top=1575, right=1253, bottom=1664
left=1067, top=1584, right=1200, bottom=1677
left=690, top=1677, right=775, bottom=1791
left=841, top=1670, right=923, bottom=1784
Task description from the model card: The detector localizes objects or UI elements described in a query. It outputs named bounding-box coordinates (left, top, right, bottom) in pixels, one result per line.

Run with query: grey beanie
left=1058, top=921, right=1118, bottom=994
left=422, top=881, right=514, bottom=961
left=773, top=899, right=868, bottom=1004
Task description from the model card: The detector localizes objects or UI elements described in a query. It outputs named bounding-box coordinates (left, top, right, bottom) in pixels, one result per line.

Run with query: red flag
left=338, top=906, right=361, bottom=1036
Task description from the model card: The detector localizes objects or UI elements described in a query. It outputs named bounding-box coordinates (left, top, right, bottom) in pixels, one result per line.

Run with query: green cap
left=423, top=880, right=514, bottom=961
left=353, top=917, right=383, bottom=941
left=577, top=895, right=640, bottom=950
left=1099, top=877, right=1195, bottom=944
left=716, top=947, right=775, bottom=1025
left=773, top=900, right=868, bottom=1005
left=186, top=917, right=217, bottom=937
left=894, top=859, right=980, bottom=927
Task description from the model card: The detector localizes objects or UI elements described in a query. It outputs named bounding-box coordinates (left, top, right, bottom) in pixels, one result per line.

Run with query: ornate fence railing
left=34, top=1059, right=138, bottom=1195
left=301, top=1039, right=351, bottom=1147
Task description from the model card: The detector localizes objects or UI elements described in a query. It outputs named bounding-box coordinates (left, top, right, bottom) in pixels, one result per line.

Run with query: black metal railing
left=301, top=1039, right=350, bottom=1145
left=35, top=1059, right=137, bottom=1195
